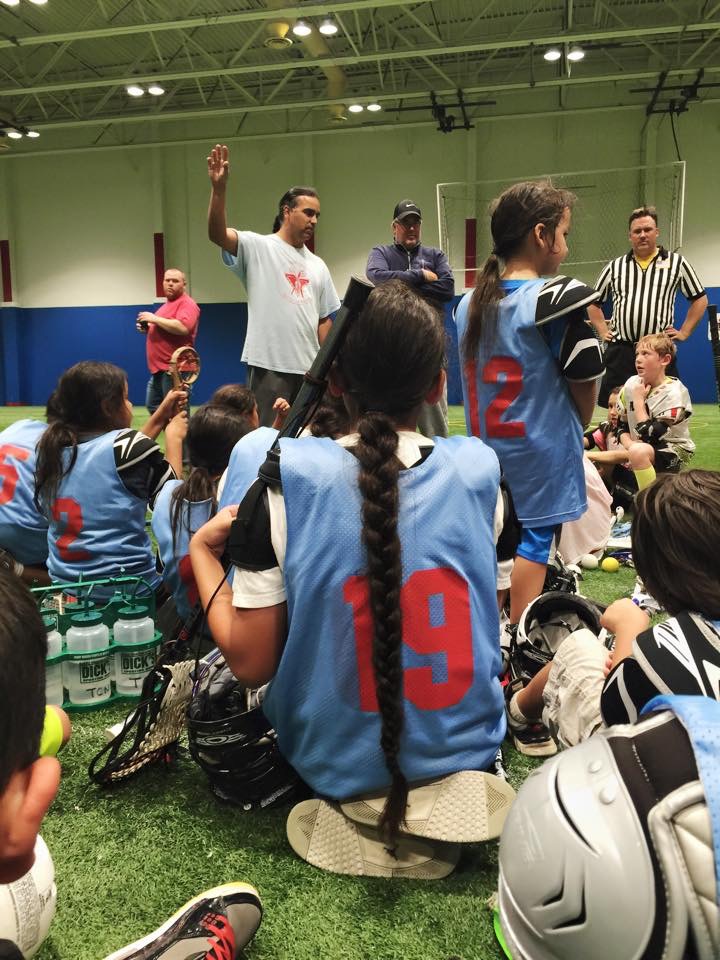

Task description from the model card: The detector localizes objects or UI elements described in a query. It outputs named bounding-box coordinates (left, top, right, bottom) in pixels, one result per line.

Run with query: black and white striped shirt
left=594, top=247, right=705, bottom=342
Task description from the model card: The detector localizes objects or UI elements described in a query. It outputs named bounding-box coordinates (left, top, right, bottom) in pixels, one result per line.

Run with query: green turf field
left=0, top=403, right=715, bottom=960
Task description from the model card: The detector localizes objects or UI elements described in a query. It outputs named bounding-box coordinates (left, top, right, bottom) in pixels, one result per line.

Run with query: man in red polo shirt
left=136, top=267, right=200, bottom=412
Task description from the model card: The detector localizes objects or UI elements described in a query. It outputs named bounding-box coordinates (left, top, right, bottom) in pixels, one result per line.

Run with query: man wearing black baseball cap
left=366, top=199, right=454, bottom=436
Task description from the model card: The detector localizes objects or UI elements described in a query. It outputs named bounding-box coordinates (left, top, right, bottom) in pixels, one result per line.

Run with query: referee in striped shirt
left=587, top=206, right=707, bottom=406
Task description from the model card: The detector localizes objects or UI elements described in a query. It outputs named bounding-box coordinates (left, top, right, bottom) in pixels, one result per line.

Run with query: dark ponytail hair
left=272, top=186, right=318, bottom=233
left=463, top=179, right=576, bottom=360
left=169, top=403, right=253, bottom=549
left=309, top=392, right=351, bottom=440
left=35, top=361, right=128, bottom=510
left=338, top=280, right=445, bottom=844
left=209, top=384, right=257, bottom=418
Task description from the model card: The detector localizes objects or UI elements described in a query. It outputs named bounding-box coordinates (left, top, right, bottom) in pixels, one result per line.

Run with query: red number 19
left=344, top=567, right=474, bottom=712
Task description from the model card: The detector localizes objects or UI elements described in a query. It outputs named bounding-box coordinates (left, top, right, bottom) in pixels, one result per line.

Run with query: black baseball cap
left=393, top=199, right=421, bottom=221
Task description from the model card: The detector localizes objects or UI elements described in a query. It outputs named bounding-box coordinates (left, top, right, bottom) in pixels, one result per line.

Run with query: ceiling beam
left=1, top=22, right=717, bottom=99
left=0, top=0, right=432, bottom=51
left=22, top=62, right=720, bottom=132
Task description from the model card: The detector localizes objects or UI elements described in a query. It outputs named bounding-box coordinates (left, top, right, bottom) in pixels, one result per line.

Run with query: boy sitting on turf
left=583, top=385, right=637, bottom=511
left=615, top=332, right=695, bottom=491
left=0, top=572, right=261, bottom=960
left=507, top=470, right=720, bottom=749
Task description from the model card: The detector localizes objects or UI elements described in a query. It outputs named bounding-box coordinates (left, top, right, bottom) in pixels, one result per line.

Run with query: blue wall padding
left=1, top=292, right=717, bottom=407
left=0, top=302, right=249, bottom=406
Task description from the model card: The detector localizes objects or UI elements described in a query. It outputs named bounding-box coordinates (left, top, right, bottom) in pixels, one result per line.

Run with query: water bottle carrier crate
left=34, top=575, right=163, bottom=712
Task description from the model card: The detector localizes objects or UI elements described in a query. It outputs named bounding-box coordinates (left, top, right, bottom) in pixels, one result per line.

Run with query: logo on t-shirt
left=285, top=271, right=311, bottom=299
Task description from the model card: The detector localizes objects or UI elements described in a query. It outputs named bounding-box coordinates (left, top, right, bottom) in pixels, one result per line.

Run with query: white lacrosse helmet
left=498, top=704, right=720, bottom=960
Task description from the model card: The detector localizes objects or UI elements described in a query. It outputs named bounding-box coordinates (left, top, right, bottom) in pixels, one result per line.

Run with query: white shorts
left=541, top=628, right=606, bottom=750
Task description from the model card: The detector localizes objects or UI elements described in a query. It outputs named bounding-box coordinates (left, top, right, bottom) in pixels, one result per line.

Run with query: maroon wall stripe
left=153, top=232, right=165, bottom=297
left=464, top=218, right=477, bottom=290
left=0, top=240, right=12, bottom=302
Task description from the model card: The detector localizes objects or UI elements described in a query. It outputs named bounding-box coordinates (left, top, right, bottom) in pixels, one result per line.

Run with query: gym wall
left=1, top=104, right=718, bottom=405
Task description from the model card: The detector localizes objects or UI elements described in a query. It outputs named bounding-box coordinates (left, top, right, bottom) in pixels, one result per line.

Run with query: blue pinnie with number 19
left=190, top=279, right=519, bottom=880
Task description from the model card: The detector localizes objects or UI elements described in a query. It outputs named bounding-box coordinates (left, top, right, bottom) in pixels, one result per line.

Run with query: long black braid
left=339, top=280, right=445, bottom=844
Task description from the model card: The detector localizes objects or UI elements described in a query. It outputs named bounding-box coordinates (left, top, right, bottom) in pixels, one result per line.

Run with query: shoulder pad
left=227, top=479, right=278, bottom=571
left=535, top=276, right=602, bottom=326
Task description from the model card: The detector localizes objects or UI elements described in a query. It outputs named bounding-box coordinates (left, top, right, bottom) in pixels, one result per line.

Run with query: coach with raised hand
left=587, top=205, right=707, bottom=406
left=207, top=144, right=340, bottom=427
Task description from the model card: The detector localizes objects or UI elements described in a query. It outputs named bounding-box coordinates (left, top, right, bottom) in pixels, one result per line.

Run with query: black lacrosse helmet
left=542, top=551, right=580, bottom=595
left=513, top=591, right=606, bottom=679
left=186, top=650, right=302, bottom=810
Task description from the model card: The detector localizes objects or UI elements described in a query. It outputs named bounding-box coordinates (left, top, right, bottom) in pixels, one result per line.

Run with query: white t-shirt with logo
left=223, top=231, right=340, bottom=374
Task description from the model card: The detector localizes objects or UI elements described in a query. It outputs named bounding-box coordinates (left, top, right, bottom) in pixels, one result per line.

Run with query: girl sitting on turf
left=152, top=402, right=254, bottom=620
left=190, top=280, right=517, bottom=880
left=34, top=361, right=185, bottom=598
left=508, top=469, right=720, bottom=749
left=0, top=393, right=60, bottom=586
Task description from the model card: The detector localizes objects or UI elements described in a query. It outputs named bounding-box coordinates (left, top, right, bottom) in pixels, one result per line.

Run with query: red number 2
left=52, top=497, right=91, bottom=562
left=178, top=555, right=199, bottom=607
left=0, top=444, right=30, bottom=506
left=482, top=356, right=526, bottom=438
left=344, top=567, right=474, bottom=712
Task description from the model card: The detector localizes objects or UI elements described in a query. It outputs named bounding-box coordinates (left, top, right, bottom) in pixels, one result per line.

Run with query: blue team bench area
left=1, top=291, right=718, bottom=407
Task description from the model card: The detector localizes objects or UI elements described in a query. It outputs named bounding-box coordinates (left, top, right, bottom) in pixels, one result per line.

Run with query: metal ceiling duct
left=264, top=0, right=347, bottom=122
left=263, top=21, right=293, bottom=49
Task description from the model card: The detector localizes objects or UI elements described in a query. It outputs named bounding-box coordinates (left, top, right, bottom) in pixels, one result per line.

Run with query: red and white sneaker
left=103, top=883, right=262, bottom=960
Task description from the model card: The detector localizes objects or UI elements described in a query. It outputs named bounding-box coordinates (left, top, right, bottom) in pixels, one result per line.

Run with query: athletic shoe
left=287, top=799, right=461, bottom=879
left=488, top=746, right=508, bottom=782
left=103, top=883, right=262, bottom=960
left=339, top=770, right=515, bottom=843
left=505, top=684, right=557, bottom=758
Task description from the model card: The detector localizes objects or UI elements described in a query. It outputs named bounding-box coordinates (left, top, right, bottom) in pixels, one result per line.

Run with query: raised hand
left=207, top=143, right=230, bottom=188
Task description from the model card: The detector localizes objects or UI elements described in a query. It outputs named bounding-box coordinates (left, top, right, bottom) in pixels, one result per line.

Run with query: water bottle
left=64, top=612, right=111, bottom=705
left=112, top=604, right=157, bottom=696
left=43, top=614, right=64, bottom=707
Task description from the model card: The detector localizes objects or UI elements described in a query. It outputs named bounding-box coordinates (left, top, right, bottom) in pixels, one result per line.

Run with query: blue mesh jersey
left=152, top=479, right=212, bottom=620
left=262, top=434, right=506, bottom=799
left=46, top=431, right=160, bottom=589
left=218, top=426, right=278, bottom=509
left=455, top=279, right=588, bottom=526
left=0, top=419, right=49, bottom=564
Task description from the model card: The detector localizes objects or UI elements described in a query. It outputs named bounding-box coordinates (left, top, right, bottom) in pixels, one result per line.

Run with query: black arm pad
left=635, top=417, right=669, bottom=446
left=497, top=479, right=521, bottom=563
left=227, top=479, right=279, bottom=571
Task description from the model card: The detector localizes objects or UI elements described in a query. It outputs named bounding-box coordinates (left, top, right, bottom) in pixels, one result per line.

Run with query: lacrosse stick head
left=169, top=346, right=200, bottom=392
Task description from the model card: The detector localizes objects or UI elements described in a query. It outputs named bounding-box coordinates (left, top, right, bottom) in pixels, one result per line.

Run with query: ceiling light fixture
left=6, top=130, right=23, bottom=139
left=318, top=18, right=338, bottom=35
left=567, top=46, right=585, bottom=61
left=126, top=84, right=145, bottom=97
left=292, top=19, right=312, bottom=37
left=26, top=129, right=40, bottom=138
left=148, top=84, right=165, bottom=96
left=366, top=102, right=382, bottom=112
left=28, top=0, right=49, bottom=5
left=543, top=47, right=562, bottom=62
left=348, top=103, right=364, bottom=113
left=0, top=0, right=21, bottom=7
